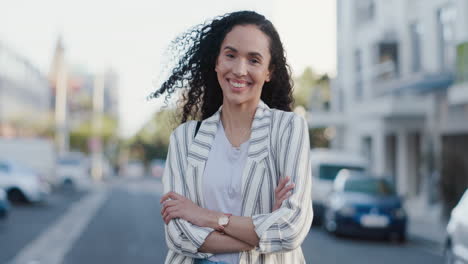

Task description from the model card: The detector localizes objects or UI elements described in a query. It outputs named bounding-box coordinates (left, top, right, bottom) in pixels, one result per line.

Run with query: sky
left=0, top=0, right=336, bottom=138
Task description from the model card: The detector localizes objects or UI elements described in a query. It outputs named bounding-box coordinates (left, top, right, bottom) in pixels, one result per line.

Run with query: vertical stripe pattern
left=162, top=101, right=313, bottom=264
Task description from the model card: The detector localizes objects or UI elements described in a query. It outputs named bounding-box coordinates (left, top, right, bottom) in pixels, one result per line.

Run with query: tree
left=129, top=108, right=177, bottom=163
left=293, top=67, right=331, bottom=148
left=69, top=114, right=119, bottom=153
left=293, top=67, right=318, bottom=109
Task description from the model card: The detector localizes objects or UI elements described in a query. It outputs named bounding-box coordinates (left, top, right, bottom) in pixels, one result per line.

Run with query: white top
left=203, top=121, right=250, bottom=264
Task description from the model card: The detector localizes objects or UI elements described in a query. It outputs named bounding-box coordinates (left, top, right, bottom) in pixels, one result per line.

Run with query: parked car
left=150, top=159, right=165, bottom=178
left=0, top=188, right=10, bottom=218
left=310, top=149, right=368, bottom=224
left=0, top=159, right=50, bottom=203
left=0, top=138, right=57, bottom=188
left=324, top=169, right=407, bottom=242
left=445, top=188, right=468, bottom=264
left=122, top=160, right=145, bottom=178
left=57, top=152, right=90, bottom=189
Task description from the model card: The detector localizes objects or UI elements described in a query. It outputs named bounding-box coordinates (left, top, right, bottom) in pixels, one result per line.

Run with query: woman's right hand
left=273, top=176, right=295, bottom=211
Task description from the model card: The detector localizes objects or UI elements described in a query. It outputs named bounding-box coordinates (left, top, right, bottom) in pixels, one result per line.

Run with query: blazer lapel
left=240, top=101, right=271, bottom=216
left=185, top=100, right=272, bottom=214
left=186, top=111, right=220, bottom=207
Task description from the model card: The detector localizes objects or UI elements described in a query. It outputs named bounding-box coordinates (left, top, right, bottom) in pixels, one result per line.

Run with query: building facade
left=49, top=37, right=120, bottom=135
left=309, top=0, right=468, bottom=213
left=0, top=41, right=51, bottom=137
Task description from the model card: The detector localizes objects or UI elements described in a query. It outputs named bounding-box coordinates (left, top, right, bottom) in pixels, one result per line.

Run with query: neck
left=220, top=99, right=258, bottom=147
left=220, top=100, right=257, bottom=130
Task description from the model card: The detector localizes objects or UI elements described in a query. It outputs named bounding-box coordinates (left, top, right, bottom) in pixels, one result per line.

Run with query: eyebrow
left=223, top=46, right=264, bottom=59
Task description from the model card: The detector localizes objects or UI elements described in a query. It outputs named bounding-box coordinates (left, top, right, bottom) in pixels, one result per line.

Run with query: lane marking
left=9, top=187, right=108, bottom=264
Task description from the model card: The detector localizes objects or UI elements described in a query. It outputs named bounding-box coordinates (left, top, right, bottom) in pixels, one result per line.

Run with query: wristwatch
left=216, top=213, right=232, bottom=233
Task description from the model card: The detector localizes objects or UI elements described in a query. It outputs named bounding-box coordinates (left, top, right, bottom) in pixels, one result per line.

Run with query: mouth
left=228, top=79, right=251, bottom=91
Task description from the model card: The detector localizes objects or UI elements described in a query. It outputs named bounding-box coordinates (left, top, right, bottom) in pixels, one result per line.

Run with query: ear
left=215, top=56, right=220, bottom=72
left=266, top=68, right=273, bottom=82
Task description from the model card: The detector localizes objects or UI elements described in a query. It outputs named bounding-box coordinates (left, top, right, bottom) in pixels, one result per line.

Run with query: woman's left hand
left=273, top=176, right=295, bottom=211
left=160, top=191, right=209, bottom=226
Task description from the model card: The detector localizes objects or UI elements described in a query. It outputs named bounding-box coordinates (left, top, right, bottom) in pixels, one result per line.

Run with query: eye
left=250, top=58, right=260, bottom=64
left=225, top=54, right=235, bottom=58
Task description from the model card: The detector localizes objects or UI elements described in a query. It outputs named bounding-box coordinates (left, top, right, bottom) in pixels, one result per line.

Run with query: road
left=1, top=177, right=444, bottom=264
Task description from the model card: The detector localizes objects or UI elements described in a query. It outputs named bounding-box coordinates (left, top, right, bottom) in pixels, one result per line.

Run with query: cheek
left=215, top=59, right=229, bottom=73
left=253, top=69, right=270, bottom=83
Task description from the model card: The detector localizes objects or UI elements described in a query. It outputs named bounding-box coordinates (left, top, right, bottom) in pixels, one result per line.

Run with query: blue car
left=324, top=170, right=407, bottom=242
left=0, top=188, right=10, bottom=218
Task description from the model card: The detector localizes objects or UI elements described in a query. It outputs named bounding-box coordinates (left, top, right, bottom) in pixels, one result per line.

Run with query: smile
left=229, top=80, right=250, bottom=88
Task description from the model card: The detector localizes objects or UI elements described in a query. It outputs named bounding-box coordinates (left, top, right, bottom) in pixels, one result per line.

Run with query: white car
left=0, top=160, right=50, bottom=203
left=57, top=152, right=90, bottom=189
left=310, top=149, right=368, bottom=224
left=122, top=160, right=145, bottom=178
left=445, top=188, right=468, bottom=264
left=0, top=138, right=57, bottom=188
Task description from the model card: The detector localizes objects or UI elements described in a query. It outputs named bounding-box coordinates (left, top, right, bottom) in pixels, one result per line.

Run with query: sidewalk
left=405, top=197, right=447, bottom=248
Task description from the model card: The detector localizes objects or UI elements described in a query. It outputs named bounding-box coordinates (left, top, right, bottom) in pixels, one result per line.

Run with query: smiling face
left=215, top=25, right=272, bottom=108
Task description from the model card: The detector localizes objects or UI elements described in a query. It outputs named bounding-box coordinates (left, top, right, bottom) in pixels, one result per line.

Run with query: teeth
left=230, top=80, right=246, bottom=88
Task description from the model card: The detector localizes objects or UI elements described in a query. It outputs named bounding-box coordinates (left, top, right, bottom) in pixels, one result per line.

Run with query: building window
left=354, top=49, right=363, bottom=101
left=437, top=5, right=456, bottom=71
left=410, top=22, right=423, bottom=73
left=355, top=0, right=375, bottom=25
left=374, top=42, right=399, bottom=81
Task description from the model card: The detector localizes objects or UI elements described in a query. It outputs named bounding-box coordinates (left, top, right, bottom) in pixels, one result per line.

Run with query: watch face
left=218, top=216, right=229, bottom=225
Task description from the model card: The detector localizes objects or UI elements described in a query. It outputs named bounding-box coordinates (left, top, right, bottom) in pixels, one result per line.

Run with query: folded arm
left=162, top=130, right=214, bottom=258
left=163, top=115, right=313, bottom=254
left=206, top=115, right=313, bottom=253
left=251, top=115, right=313, bottom=253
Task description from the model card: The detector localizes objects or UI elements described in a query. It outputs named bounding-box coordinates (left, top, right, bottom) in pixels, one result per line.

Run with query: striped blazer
left=162, top=101, right=313, bottom=264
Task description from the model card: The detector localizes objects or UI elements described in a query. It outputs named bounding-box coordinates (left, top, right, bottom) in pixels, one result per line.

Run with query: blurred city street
left=1, top=175, right=444, bottom=264
left=1, top=0, right=468, bottom=263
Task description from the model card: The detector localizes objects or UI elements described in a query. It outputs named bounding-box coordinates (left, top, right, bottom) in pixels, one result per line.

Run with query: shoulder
left=267, top=108, right=306, bottom=131
left=170, top=121, right=198, bottom=141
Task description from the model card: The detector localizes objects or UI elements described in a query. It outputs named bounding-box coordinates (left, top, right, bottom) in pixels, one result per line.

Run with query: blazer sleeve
left=162, top=130, right=214, bottom=259
left=251, top=114, right=313, bottom=253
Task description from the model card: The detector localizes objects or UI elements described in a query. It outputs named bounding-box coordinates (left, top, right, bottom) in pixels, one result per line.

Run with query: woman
left=153, top=11, right=313, bottom=264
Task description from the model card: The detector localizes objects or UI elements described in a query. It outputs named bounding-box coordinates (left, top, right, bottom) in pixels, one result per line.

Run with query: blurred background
left=0, top=0, right=467, bottom=263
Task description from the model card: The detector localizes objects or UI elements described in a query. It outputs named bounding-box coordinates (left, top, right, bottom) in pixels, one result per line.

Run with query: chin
left=224, top=94, right=259, bottom=107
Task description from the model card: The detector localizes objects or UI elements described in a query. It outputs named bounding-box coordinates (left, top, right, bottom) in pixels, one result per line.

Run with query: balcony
left=448, top=82, right=468, bottom=105
left=306, top=111, right=345, bottom=129
left=353, top=94, right=429, bottom=119
left=370, top=60, right=454, bottom=97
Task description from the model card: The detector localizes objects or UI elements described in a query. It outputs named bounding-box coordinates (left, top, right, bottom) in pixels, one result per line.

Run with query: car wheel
left=389, top=232, right=406, bottom=243
left=62, top=179, right=76, bottom=192
left=0, top=210, right=7, bottom=219
left=324, top=209, right=337, bottom=234
left=444, top=240, right=456, bottom=264
left=398, top=232, right=406, bottom=243
left=8, top=189, right=27, bottom=203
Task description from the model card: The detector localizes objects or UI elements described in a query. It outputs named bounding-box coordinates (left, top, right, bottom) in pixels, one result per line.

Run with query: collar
left=187, top=100, right=271, bottom=166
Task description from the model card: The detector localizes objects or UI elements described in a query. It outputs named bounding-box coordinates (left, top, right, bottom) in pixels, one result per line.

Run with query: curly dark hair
left=150, top=10, right=294, bottom=124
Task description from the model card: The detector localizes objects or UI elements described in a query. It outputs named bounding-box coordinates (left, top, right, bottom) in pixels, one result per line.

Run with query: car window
left=319, top=165, right=364, bottom=180
left=0, top=162, right=10, bottom=173
left=343, top=178, right=396, bottom=196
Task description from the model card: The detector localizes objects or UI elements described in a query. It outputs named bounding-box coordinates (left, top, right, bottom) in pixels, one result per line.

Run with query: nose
left=233, top=58, right=247, bottom=77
